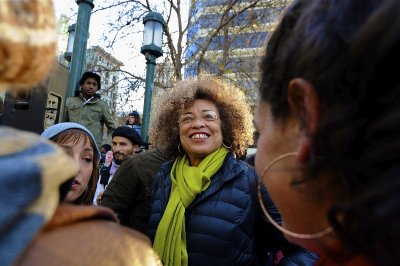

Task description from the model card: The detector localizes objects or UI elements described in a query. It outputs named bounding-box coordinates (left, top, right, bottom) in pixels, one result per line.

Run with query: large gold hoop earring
left=257, top=152, right=333, bottom=239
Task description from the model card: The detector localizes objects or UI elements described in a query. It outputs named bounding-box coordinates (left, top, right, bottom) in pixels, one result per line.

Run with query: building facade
left=185, top=0, right=289, bottom=105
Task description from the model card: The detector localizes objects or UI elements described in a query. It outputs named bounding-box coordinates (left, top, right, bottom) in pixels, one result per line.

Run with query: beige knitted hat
left=0, top=0, right=57, bottom=90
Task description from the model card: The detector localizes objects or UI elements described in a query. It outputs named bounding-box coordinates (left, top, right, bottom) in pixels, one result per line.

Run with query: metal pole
left=66, top=0, right=94, bottom=98
left=141, top=52, right=157, bottom=145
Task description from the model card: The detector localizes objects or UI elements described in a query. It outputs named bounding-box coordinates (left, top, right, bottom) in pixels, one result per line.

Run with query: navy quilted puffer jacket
left=148, top=153, right=310, bottom=266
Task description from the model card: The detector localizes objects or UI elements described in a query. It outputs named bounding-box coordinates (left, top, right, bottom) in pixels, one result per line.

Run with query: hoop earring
left=178, top=143, right=183, bottom=153
left=258, top=152, right=333, bottom=239
left=222, top=142, right=232, bottom=149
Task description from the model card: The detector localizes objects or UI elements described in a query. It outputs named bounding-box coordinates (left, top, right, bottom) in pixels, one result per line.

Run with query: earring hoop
left=258, top=152, right=333, bottom=239
left=177, top=143, right=183, bottom=153
left=222, top=142, right=232, bottom=149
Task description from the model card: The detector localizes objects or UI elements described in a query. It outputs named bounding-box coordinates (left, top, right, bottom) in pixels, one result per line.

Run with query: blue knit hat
left=0, top=126, right=79, bottom=265
left=41, top=122, right=101, bottom=161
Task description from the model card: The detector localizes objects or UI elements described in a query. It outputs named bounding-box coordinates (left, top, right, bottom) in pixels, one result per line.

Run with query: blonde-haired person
left=0, top=1, right=160, bottom=265
left=147, top=76, right=316, bottom=266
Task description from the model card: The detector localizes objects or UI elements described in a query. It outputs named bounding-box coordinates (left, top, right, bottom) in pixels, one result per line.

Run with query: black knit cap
left=112, top=126, right=142, bottom=146
left=129, top=111, right=140, bottom=118
left=79, top=71, right=101, bottom=90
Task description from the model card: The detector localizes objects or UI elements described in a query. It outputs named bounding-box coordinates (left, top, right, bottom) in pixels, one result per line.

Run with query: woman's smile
left=179, top=99, right=223, bottom=166
left=189, top=133, right=210, bottom=139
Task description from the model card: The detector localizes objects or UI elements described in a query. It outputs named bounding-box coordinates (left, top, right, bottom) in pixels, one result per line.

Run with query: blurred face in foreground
left=254, top=84, right=340, bottom=253
left=57, top=134, right=94, bottom=202
left=253, top=100, right=314, bottom=247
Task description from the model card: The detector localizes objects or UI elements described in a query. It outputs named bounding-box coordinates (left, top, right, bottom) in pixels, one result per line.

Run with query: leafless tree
left=91, top=0, right=289, bottom=109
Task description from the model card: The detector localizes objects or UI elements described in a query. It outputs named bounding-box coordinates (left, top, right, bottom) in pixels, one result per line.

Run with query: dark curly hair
left=149, top=75, right=254, bottom=159
left=259, top=0, right=400, bottom=264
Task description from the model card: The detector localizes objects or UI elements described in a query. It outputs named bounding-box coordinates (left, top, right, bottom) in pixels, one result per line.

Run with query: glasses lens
left=202, top=111, right=218, bottom=121
left=179, top=114, right=194, bottom=124
left=179, top=111, right=218, bottom=124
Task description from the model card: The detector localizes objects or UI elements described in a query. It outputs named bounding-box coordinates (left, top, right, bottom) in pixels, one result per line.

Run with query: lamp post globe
left=141, top=11, right=164, bottom=57
left=140, top=11, right=165, bottom=145
left=64, top=24, right=76, bottom=63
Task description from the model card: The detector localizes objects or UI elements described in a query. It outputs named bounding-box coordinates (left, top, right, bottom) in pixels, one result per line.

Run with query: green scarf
left=153, top=147, right=229, bottom=266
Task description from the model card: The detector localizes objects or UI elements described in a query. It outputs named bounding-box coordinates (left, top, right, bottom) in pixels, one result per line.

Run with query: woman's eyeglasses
left=179, top=110, right=219, bottom=125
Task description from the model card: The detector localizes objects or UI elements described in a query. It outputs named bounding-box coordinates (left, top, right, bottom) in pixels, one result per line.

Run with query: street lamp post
left=66, top=0, right=94, bottom=99
left=140, top=11, right=165, bottom=145
left=63, top=24, right=76, bottom=65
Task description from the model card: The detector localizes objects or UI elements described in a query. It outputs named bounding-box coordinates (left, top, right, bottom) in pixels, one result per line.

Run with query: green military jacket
left=65, top=95, right=116, bottom=146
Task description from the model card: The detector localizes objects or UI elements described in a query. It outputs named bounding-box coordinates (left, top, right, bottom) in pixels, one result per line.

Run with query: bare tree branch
left=89, top=0, right=289, bottom=114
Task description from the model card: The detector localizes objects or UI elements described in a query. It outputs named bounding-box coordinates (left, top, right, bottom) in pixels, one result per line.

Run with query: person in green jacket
left=65, top=71, right=116, bottom=146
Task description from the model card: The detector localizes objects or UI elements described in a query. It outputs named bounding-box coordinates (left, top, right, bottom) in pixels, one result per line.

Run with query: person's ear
left=287, top=78, right=320, bottom=163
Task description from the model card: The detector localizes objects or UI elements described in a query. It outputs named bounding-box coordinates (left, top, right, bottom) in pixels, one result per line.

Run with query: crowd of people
left=1, top=0, right=399, bottom=265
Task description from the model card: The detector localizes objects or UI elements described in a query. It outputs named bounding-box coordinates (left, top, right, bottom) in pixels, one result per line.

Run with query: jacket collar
left=160, top=153, right=245, bottom=209
left=80, top=94, right=100, bottom=105
left=193, top=153, right=243, bottom=202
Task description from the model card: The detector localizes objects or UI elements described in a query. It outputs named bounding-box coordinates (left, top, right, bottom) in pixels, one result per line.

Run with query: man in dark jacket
left=100, top=148, right=169, bottom=234
left=65, top=71, right=116, bottom=146
left=94, top=126, right=142, bottom=205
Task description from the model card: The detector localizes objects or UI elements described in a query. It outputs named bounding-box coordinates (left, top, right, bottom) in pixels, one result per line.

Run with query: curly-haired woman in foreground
left=147, top=76, right=316, bottom=266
